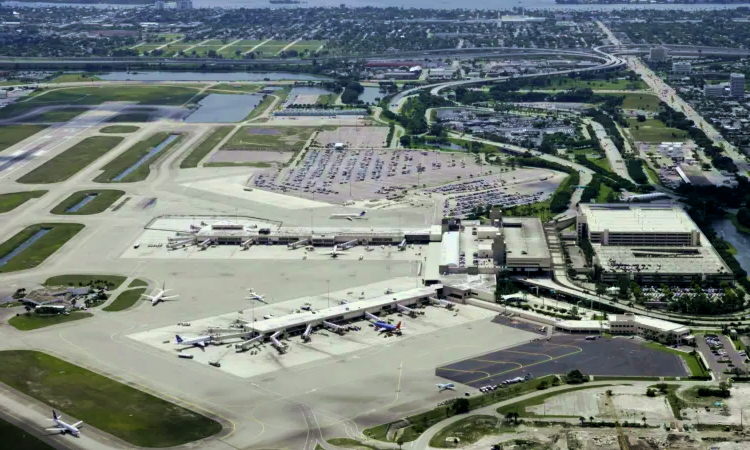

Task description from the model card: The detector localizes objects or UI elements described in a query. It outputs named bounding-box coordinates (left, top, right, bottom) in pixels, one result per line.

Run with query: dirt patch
left=246, top=128, right=282, bottom=135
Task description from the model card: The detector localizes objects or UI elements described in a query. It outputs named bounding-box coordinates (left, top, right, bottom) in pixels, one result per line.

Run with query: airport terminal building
left=577, top=204, right=732, bottom=284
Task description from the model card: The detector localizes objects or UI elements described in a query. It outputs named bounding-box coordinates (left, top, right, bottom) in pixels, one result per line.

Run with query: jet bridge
left=322, top=321, right=345, bottom=334
left=340, top=239, right=358, bottom=250
left=430, top=297, right=455, bottom=309
left=396, top=303, right=417, bottom=317
left=397, top=239, right=407, bottom=251
left=287, top=238, right=311, bottom=250
left=270, top=330, right=287, bottom=353
left=301, top=324, right=313, bottom=341
left=235, top=334, right=264, bottom=351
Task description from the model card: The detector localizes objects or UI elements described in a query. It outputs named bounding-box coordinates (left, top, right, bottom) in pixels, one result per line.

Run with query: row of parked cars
left=479, top=373, right=534, bottom=392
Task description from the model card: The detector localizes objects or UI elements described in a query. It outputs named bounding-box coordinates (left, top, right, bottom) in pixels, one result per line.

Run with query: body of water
left=0, top=229, right=50, bottom=268
left=5, top=0, right=750, bottom=9
left=713, top=218, right=750, bottom=273
left=113, top=134, right=179, bottom=182
left=65, top=193, right=98, bottom=212
left=97, top=71, right=331, bottom=82
left=186, top=93, right=263, bottom=123
left=358, top=86, right=382, bottom=105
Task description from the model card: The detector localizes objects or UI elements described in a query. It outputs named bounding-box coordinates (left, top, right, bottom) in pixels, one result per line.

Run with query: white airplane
left=45, top=410, right=82, bottom=436
left=174, top=334, right=212, bottom=348
left=323, top=245, right=348, bottom=258
left=142, top=282, right=179, bottom=306
left=437, top=383, right=455, bottom=391
left=330, top=211, right=366, bottom=221
left=246, top=289, right=265, bottom=302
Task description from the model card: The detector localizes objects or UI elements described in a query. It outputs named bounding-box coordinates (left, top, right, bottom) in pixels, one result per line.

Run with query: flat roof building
left=577, top=204, right=732, bottom=284
left=500, top=218, right=551, bottom=272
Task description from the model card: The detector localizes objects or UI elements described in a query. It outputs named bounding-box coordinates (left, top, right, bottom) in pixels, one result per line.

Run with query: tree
left=451, top=398, right=470, bottom=415
left=579, top=416, right=585, bottom=425
left=399, top=135, right=411, bottom=147
left=537, top=380, right=549, bottom=390
left=396, top=437, right=404, bottom=449
left=646, top=388, right=656, bottom=397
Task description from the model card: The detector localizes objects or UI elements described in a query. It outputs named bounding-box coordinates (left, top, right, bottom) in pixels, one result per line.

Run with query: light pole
left=326, top=279, right=330, bottom=309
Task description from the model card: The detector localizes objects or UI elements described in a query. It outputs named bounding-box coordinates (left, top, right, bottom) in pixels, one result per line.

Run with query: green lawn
left=0, top=351, right=222, bottom=447
left=129, top=278, right=148, bottom=288
left=103, top=288, right=147, bottom=312
left=244, top=93, right=278, bottom=121
left=8, top=312, right=93, bottom=331
left=208, top=84, right=261, bottom=94
left=100, top=125, right=139, bottom=134
left=51, top=73, right=101, bottom=83
left=25, top=107, right=86, bottom=123
left=643, top=343, right=708, bottom=377
left=619, top=93, right=662, bottom=111
left=628, top=118, right=688, bottom=143
left=0, top=223, right=84, bottom=273
left=588, top=155, right=613, bottom=173
left=316, top=93, right=338, bottom=105
left=17, top=136, right=123, bottom=184
left=181, top=126, right=235, bottom=168
left=595, top=183, right=615, bottom=203
left=222, top=126, right=322, bottom=151
left=50, top=190, right=125, bottom=215
left=547, top=78, right=647, bottom=91
left=0, top=124, right=47, bottom=151
left=644, top=164, right=660, bottom=185
left=44, top=274, right=126, bottom=290
left=726, top=213, right=750, bottom=234
left=95, top=132, right=183, bottom=183
left=0, top=86, right=203, bottom=119
left=253, top=40, right=290, bottom=55
left=0, top=191, right=47, bottom=213
left=0, top=416, right=55, bottom=450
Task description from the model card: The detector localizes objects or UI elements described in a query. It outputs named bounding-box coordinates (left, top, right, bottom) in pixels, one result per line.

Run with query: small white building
left=609, top=313, right=691, bottom=344
left=672, top=61, right=691, bottom=76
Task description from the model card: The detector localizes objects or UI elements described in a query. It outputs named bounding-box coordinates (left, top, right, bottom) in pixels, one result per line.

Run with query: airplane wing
left=346, top=217, right=353, bottom=221
left=45, top=427, right=63, bottom=432
left=72, top=421, right=83, bottom=428
left=162, top=295, right=179, bottom=300
left=141, top=294, right=156, bottom=299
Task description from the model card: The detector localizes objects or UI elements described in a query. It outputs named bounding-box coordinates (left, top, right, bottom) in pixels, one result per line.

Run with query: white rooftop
left=249, top=286, right=440, bottom=334
left=502, top=218, right=550, bottom=261
left=580, top=204, right=696, bottom=234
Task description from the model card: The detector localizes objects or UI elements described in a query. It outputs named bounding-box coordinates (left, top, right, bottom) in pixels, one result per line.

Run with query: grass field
left=628, top=118, right=688, bottom=143
left=0, top=416, right=55, bottom=450
left=0, top=351, right=222, bottom=447
left=51, top=73, right=101, bottom=83
left=0, top=223, right=84, bottom=273
left=17, top=136, right=123, bottom=184
left=496, top=384, right=613, bottom=418
left=588, top=155, right=613, bottom=173
left=253, top=39, right=288, bottom=55
left=244, top=94, right=277, bottom=121
left=181, top=126, right=235, bottom=168
left=100, top=125, right=139, bottom=133
left=50, top=190, right=125, bottom=215
left=106, top=109, right=156, bottom=123
left=26, top=107, right=86, bottom=123
left=0, top=191, right=47, bottom=213
left=208, top=84, right=261, bottom=94
left=290, top=40, right=326, bottom=54
left=129, top=278, right=148, bottom=287
left=643, top=343, right=708, bottom=377
left=429, top=415, right=509, bottom=448
left=8, top=312, right=93, bottom=330
left=0, top=124, right=47, bottom=151
left=45, top=274, right=126, bottom=289
left=222, top=126, right=320, bottom=151
left=95, top=132, right=183, bottom=183
left=596, top=183, right=615, bottom=203
left=619, top=93, right=662, bottom=111
left=103, top=288, right=147, bottom=312
left=0, top=86, right=203, bottom=119
left=547, top=78, right=647, bottom=91
left=316, top=93, right=338, bottom=105
left=726, top=213, right=750, bottom=234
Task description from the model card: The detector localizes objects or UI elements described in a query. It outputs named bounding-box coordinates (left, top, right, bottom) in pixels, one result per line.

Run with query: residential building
left=704, top=83, right=725, bottom=98
left=176, top=0, right=193, bottom=10
left=672, top=61, right=691, bottom=75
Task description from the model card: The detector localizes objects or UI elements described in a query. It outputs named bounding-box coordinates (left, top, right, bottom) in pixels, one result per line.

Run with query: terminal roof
left=580, top=204, right=696, bottom=234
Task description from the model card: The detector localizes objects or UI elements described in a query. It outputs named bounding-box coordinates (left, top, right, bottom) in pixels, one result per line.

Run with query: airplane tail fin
left=53, top=410, right=58, bottom=420
left=359, top=211, right=366, bottom=216
left=396, top=321, right=401, bottom=329
left=175, top=335, right=183, bottom=344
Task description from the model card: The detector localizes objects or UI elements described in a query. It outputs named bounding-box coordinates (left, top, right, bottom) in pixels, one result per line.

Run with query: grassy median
left=95, top=132, right=183, bottom=183
left=0, top=223, right=85, bottom=273
left=0, top=124, right=47, bottom=151
left=180, top=126, right=234, bottom=168
left=44, top=274, right=126, bottom=290
left=0, top=191, right=47, bottom=213
left=0, top=351, right=222, bottom=447
left=17, top=136, right=123, bottom=184
left=103, top=288, right=147, bottom=312
left=100, top=125, right=140, bottom=134
left=50, top=190, right=125, bottom=215
left=8, top=312, right=93, bottom=331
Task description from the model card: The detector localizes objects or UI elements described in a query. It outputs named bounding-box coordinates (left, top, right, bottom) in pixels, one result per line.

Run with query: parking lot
left=436, top=333, right=689, bottom=388
left=697, top=333, right=747, bottom=380
left=252, top=149, right=505, bottom=203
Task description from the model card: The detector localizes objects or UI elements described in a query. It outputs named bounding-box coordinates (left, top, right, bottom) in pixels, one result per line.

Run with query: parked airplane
left=142, top=282, right=179, bottom=306
left=45, top=411, right=82, bottom=437
left=246, top=289, right=266, bottom=302
left=330, top=211, right=366, bottom=221
left=373, top=320, right=402, bottom=334
left=175, top=334, right=212, bottom=348
left=323, top=245, right=348, bottom=258
left=437, top=383, right=455, bottom=391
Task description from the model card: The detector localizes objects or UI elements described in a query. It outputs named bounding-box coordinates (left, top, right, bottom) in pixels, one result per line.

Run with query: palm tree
left=579, top=416, right=585, bottom=425
left=589, top=416, right=594, bottom=423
